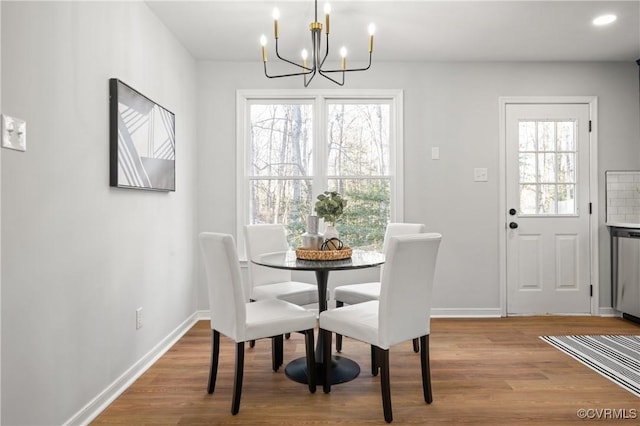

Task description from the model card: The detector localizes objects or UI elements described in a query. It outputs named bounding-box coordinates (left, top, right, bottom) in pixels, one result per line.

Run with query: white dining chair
left=245, top=224, right=319, bottom=306
left=333, top=223, right=426, bottom=352
left=199, top=232, right=317, bottom=415
left=244, top=224, right=320, bottom=364
left=319, top=233, right=442, bottom=423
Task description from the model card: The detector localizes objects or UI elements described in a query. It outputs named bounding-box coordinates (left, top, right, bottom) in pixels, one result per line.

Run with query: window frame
left=236, top=89, right=404, bottom=258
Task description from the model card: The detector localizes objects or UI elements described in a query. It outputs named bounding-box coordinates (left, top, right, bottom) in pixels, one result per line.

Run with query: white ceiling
left=146, top=0, right=640, bottom=63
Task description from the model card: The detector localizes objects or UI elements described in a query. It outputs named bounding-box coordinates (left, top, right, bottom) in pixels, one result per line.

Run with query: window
left=237, top=90, right=403, bottom=256
left=518, top=120, right=577, bottom=215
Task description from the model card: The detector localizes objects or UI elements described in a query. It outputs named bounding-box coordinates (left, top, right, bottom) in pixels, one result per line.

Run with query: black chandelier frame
left=261, top=0, right=373, bottom=87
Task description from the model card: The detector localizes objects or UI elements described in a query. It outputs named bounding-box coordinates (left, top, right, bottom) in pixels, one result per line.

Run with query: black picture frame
left=109, top=78, right=175, bottom=191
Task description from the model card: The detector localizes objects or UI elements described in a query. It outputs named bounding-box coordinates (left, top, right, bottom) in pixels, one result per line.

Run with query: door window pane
left=519, top=153, right=536, bottom=182
left=518, top=122, right=536, bottom=151
left=557, top=184, right=576, bottom=214
left=537, top=153, right=556, bottom=183
left=518, top=120, right=578, bottom=215
left=557, top=153, right=576, bottom=182
left=557, top=122, right=575, bottom=151
left=538, top=122, right=556, bottom=151
left=520, top=184, right=537, bottom=214
left=540, top=184, right=557, bottom=214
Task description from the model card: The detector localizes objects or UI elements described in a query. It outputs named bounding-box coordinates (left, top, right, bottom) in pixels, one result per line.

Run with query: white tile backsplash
left=606, top=171, right=640, bottom=224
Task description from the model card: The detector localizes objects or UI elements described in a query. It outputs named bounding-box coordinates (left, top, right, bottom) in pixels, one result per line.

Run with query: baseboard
left=65, top=310, right=209, bottom=426
left=598, top=307, right=621, bottom=317
left=431, top=307, right=502, bottom=318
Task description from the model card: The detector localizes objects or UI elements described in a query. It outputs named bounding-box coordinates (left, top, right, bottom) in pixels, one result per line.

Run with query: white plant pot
left=324, top=225, right=339, bottom=241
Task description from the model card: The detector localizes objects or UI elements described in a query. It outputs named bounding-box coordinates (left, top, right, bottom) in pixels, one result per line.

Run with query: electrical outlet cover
left=2, top=114, right=26, bottom=152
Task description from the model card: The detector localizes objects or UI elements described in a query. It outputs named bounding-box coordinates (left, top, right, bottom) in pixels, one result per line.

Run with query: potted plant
left=315, top=191, right=347, bottom=241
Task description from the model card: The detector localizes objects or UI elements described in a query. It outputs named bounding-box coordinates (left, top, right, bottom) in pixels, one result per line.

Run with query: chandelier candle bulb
left=324, top=3, right=331, bottom=34
left=273, top=8, right=280, bottom=38
left=368, top=23, right=375, bottom=52
left=340, top=47, right=347, bottom=70
left=260, top=35, right=267, bottom=61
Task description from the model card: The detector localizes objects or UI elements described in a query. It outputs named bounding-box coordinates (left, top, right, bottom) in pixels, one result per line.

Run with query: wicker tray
left=295, top=246, right=352, bottom=261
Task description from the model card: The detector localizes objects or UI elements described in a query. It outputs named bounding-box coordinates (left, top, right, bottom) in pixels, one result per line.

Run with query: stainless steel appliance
left=610, top=226, right=640, bottom=324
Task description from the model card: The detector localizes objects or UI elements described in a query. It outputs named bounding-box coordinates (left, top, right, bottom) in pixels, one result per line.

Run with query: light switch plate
left=2, top=114, right=26, bottom=152
left=431, top=147, right=440, bottom=160
left=474, top=167, right=488, bottom=182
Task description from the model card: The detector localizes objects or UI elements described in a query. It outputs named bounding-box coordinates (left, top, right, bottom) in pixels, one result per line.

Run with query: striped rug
left=540, top=335, right=640, bottom=397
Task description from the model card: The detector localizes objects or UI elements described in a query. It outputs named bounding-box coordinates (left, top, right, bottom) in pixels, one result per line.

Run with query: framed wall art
left=109, top=78, right=175, bottom=191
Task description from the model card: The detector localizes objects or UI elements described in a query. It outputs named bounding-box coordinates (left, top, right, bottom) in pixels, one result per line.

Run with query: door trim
left=498, top=96, right=599, bottom=316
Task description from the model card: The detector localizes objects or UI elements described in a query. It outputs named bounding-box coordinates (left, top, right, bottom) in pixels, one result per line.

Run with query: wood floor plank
left=91, top=316, right=640, bottom=425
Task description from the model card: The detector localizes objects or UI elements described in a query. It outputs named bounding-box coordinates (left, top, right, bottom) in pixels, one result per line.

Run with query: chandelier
left=260, top=0, right=375, bottom=87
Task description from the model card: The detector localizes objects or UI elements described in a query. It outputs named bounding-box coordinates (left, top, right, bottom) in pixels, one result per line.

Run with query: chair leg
left=370, top=345, right=379, bottom=376
left=335, top=301, right=344, bottom=352
left=231, top=342, right=245, bottom=415
left=249, top=300, right=256, bottom=348
left=271, top=335, right=284, bottom=372
left=322, top=329, right=333, bottom=394
left=413, top=338, right=420, bottom=353
left=420, top=335, right=433, bottom=404
left=208, top=330, right=220, bottom=394
left=304, top=329, right=317, bottom=394
left=377, top=346, right=393, bottom=423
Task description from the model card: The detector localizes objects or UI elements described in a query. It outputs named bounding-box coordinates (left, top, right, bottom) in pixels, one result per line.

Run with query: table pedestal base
left=285, top=356, right=360, bottom=385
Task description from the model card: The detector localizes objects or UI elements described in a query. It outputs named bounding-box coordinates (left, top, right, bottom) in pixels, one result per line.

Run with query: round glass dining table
left=252, top=249, right=385, bottom=385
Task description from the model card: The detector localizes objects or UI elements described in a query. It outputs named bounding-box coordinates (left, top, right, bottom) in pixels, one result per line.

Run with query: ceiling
left=146, top=0, right=640, bottom=63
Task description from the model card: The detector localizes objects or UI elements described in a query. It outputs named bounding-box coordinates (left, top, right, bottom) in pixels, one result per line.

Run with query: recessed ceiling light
left=593, top=14, right=617, bottom=26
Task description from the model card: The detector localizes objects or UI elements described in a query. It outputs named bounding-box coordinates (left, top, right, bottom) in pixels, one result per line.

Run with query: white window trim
left=236, top=89, right=404, bottom=259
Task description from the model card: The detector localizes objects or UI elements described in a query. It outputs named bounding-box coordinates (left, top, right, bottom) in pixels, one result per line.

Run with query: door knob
left=509, top=222, right=518, bottom=229
left=509, top=208, right=517, bottom=216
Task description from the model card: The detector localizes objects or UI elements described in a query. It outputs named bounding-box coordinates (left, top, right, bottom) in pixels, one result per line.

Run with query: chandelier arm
left=317, top=69, right=345, bottom=86
left=304, top=58, right=317, bottom=86
left=274, top=39, right=314, bottom=71
left=320, top=52, right=373, bottom=73
left=264, top=62, right=315, bottom=79
left=304, top=69, right=317, bottom=87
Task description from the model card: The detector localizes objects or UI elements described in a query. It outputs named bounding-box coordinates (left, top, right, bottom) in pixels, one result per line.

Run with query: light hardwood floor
left=92, top=316, right=640, bottom=425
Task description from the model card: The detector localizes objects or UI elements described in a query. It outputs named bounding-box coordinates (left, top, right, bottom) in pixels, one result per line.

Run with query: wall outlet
left=136, top=307, right=143, bottom=329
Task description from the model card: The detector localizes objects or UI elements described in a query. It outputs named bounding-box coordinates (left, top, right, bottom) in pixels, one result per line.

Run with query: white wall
left=196, top=60, right=640, bottom=313
left=1, top=2, right=198, bottom=425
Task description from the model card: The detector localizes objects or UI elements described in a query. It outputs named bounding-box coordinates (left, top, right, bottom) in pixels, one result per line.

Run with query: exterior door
left=506, top=103, right=591, bottom=314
